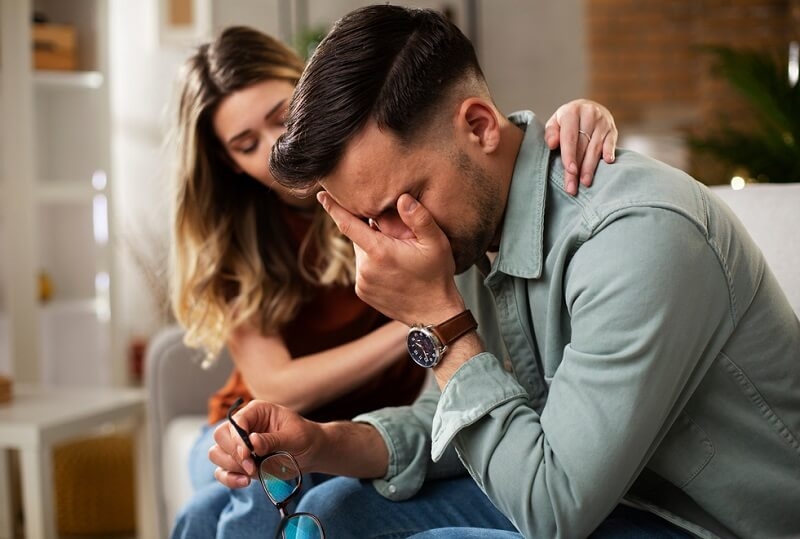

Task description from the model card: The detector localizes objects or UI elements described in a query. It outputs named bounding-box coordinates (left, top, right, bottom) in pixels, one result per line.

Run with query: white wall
left=306, top=1, right=587, bottom=117
left=479, top=0, right=587, bottom=117
left=109, top=0, right=293, bottom=356
left=109, top=0, right=587, bottom=347
left=109, top=0, right=185, bottom=344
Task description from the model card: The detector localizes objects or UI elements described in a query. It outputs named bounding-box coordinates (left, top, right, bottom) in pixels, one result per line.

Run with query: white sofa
left=710, top=183, right=800, bottom=312
left=145, top=182, right=800, bottom=538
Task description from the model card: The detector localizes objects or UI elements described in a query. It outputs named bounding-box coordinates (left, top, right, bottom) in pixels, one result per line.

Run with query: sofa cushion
left=162, top=415, right=207, bottom=529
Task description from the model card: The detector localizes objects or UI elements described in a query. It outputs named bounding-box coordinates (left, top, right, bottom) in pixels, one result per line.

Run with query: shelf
left=2, top=0, right=117, bottom=387
left=39, top=298, right=98, bottom=316
left=36, top=181, right=98, bottom=203
left=0, top=183, right=100, bottom=208
left=34, top=70, right=104, bottom=89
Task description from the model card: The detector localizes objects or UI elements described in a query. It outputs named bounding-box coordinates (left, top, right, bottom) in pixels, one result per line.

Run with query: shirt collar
left=487, top=110, right=549, bottom=282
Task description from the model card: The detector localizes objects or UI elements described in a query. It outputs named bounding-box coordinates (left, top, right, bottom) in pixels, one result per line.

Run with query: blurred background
left=2, top=0, right=799, bottom=396
left=0, top=0, right=798, bottom=537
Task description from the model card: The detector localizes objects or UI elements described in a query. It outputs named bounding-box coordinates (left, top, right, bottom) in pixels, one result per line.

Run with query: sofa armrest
left=145, top=325, right=232, bottom=537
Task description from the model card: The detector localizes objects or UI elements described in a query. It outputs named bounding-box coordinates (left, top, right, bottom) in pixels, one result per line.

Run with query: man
left=211, top=5, right=800, bottom=538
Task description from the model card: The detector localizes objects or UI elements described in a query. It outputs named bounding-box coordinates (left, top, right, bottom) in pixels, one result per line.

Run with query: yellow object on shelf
left=53, top=434, right=136, bottom=535
left=38, top=271, right=54, bottom=303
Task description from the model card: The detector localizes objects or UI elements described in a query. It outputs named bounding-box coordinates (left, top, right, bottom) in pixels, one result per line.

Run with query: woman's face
left=212, top=79, right=314, bottom=207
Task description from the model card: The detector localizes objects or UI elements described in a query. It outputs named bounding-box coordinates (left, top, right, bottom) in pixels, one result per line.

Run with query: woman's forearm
left=229, top=320, right=410, bottom=414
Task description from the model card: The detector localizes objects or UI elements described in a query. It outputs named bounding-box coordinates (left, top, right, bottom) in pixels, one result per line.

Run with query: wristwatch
left=407, top=310, right=478, bottom=368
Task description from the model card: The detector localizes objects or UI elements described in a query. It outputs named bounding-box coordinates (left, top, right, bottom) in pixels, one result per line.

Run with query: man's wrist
left=318, top=421, right=389, bottom=478
left=432, top=329, right=482, bottom=387
left=411, top=282, right=467, bottom=326
left=417, top=293, right=466, bottom=328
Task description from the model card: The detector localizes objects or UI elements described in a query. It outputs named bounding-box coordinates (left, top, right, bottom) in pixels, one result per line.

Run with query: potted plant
left=690, top=45, right=800, bottom=184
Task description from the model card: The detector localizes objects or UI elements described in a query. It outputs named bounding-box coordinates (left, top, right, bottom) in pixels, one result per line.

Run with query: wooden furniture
left=0, top=385, right=147, bottom=539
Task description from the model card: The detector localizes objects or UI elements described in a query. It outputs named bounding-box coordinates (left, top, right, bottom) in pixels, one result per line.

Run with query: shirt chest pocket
left=646, top=412, right=715, bottom=489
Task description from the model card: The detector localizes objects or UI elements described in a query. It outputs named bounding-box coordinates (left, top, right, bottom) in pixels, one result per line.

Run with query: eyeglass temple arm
left=227, top=397, right=257, bottom=454
left=273, top=509, right=289, bottom=539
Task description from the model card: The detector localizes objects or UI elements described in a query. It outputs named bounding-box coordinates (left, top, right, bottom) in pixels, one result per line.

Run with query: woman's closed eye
left=237, top=139, right=259, bottom=155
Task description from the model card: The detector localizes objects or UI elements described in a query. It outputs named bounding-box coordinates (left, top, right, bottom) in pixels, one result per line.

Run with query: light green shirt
left=355, top=111, right=800, bottom=538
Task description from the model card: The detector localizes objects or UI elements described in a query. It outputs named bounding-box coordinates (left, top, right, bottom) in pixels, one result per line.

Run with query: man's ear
left=456, top=98, right=501, bottom=154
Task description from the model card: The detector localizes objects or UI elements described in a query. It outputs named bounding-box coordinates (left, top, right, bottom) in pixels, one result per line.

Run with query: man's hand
left=209, top=400, right=390, bottom=488
left=210, top=400, right=322, bottom=488
left=544, top=99, right=618, bottom=195
left=318, top=191, right=465, bottom=326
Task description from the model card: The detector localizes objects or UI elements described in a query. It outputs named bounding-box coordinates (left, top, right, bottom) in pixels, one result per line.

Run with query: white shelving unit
left=0, top=0, right=120, bottom=387
left=34, top=69, right=104, bottom=89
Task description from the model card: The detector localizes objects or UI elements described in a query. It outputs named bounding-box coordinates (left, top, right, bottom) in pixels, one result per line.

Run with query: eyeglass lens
left=226, top=401, right=324, bottom=539
left=280, top=514, right=324, bottom=539
left=260, top=453, right=301, bottom=504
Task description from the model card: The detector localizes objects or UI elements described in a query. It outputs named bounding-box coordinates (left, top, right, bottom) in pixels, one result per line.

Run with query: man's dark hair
left=270, top=5, right=484, bottom=190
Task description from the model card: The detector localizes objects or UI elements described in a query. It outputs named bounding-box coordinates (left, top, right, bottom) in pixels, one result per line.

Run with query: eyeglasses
left=227, top=397, right=325, bottom=539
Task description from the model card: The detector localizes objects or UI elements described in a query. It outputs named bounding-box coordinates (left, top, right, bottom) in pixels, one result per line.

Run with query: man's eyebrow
left=226, top=98, right=288, bottom=145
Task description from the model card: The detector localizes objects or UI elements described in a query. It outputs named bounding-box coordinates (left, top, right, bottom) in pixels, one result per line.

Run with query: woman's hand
left=544, top=99, right=618, bottom=195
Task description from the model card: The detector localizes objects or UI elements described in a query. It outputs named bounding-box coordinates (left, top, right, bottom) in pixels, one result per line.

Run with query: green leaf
left=690, top=45, right=800, bottom=183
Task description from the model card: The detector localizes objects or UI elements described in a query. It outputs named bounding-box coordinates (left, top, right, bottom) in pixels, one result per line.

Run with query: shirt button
left=388, top=484, right=397, bottom=494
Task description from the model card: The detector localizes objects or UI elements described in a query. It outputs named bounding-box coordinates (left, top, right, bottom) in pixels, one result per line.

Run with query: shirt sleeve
left=432, top=209, right=735, bottom=538
left=353, top=381, right=468, bottom=500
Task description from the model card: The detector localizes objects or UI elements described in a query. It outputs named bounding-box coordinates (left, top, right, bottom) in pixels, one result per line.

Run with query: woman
left=170, top=26, right=617, bottom=538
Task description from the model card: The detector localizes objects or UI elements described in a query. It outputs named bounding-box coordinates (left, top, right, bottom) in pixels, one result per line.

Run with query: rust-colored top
left=207, top=204, right=426, bottom=424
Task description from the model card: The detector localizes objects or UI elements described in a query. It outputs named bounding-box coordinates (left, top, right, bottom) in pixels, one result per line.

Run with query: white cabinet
left=0, top=0, right=120, bottom=386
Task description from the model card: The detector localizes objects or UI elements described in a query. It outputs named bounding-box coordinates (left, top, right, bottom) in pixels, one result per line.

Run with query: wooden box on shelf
left=32, top=23, right=77, bottom=71
left=0, top=375, right=11, bottom=403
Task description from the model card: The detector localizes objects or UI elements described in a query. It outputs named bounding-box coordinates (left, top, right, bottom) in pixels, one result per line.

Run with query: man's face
left=321, top=122, right=504, bottom=273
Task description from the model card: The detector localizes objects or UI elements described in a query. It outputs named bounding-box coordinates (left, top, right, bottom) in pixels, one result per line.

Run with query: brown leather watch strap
left=430, top=310, right=478, bottom=347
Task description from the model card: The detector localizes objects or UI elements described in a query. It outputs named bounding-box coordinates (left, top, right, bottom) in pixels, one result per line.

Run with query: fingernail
left=581, top=173, right=591, bottom=186
left=401, top=195, right=418, bottom=212
left=567, top=179, right=577, bottom=195
left=316, top=192, right=327, bottom=207
left=243, top=458, right=255, bottom=476
left=236, top=475, right=251, bottom=487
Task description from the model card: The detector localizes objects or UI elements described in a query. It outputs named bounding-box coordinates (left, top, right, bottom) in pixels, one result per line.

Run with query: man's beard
left=448, top=151, right=502, bottom=274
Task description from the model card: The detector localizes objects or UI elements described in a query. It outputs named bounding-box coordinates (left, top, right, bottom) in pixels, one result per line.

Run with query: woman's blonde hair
left=171, top=26, right=355, bottom=364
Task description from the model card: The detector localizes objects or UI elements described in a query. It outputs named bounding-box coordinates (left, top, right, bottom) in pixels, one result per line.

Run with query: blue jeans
left=187, top=422, right=220, bottom=492
left=296, top=476, right=692, bottom=539
left=172, top=421, right=330, bottom=538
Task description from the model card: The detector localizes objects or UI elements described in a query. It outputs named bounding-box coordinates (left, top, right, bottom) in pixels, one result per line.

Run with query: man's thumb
left=251, top=431, right=281, bottom=456
left=398, top=193, right=436, bottom=239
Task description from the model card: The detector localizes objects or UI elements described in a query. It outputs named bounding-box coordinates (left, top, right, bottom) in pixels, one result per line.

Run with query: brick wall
left=588, top=0, right=800, bottom=183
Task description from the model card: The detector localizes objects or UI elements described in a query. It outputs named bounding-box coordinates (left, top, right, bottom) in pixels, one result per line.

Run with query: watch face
left=407, top=328, right=441, bottom=368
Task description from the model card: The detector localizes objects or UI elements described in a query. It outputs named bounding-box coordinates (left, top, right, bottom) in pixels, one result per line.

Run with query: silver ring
left=578, top=129, right=591, bottom=143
